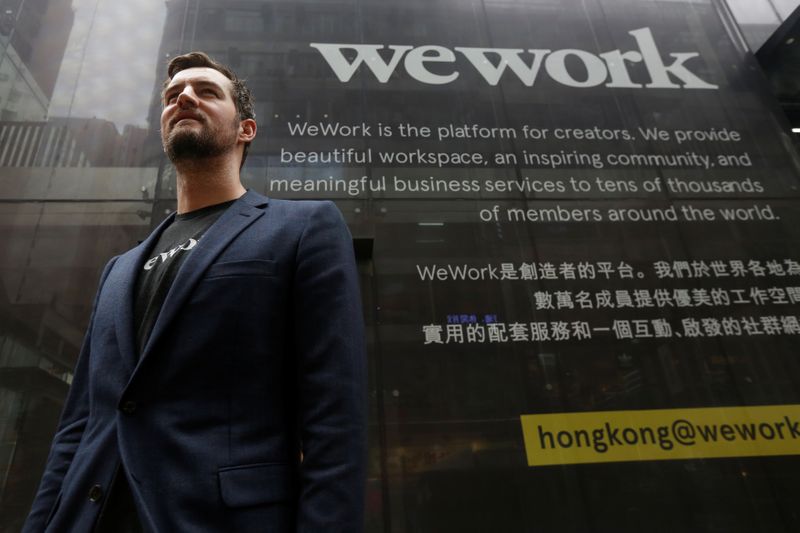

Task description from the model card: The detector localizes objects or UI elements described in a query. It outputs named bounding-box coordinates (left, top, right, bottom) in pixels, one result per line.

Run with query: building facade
left=1, top=0, right=800, bottom=531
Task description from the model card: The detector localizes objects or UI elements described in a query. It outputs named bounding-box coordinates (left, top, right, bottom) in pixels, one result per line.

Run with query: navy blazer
left=23, top=191, right=367, bottom=532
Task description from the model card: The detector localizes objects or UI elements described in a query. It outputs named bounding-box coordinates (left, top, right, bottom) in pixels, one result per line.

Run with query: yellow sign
left=520, top=405, right=800, bottom=466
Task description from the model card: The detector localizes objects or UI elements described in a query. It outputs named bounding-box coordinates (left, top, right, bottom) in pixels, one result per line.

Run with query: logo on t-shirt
left=143, top=238, right=198, bottom=271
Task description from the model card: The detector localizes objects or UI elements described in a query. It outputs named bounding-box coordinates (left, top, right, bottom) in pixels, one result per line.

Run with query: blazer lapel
left=114, top=212, right=177, bottom=373
left=136, top=191, right=268, bottom=367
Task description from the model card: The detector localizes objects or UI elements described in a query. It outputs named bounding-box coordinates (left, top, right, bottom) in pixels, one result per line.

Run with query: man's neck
left=174, top=157, right=246, bottom=214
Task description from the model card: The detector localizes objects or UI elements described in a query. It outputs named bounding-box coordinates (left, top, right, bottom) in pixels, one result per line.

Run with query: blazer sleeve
left=292, top=202, right=367, bottom=532
left=22, top=257, right=117, bottom=532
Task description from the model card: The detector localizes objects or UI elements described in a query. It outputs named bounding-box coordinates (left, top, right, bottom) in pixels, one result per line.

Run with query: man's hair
left=163, top=51, right=256, bottom=166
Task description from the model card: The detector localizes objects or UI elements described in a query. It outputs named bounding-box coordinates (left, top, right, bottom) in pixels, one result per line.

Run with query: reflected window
left=225, top=10, right=265, bottom=33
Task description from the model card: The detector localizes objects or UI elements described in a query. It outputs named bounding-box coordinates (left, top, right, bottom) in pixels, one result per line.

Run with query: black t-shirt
left=96, top=200, right=235, bottom=532
left=133, top=199, right=234, bottom=356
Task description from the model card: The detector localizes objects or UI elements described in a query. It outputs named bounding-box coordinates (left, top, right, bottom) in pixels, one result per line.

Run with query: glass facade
left=1, top=0, right=800, bottom=531
left=727, top=0, right=800, bottom=50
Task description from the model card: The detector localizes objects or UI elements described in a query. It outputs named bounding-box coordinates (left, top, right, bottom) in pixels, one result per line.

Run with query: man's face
left=160, top=67, right=241, bottom=163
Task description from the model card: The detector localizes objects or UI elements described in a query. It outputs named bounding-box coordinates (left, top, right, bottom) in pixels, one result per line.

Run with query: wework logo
left=143, top=238, right=198, bottom=271
left=310, top=27, right=717, bottom=90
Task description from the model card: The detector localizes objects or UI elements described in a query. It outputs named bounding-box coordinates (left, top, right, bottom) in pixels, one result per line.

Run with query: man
left=23, top=52, right=366, bottom=532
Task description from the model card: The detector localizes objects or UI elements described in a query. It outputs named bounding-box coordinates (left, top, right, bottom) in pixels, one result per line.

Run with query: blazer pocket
left=218, top=462, right=294, bottom=508
left=204, top=260, right=276, bottom=279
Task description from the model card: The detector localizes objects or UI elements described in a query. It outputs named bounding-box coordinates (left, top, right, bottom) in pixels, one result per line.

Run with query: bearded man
left=23, top=51, right=367, bottom=533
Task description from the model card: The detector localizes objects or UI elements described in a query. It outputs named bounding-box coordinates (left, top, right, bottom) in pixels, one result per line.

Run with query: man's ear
left=239, top=118, right=257, bottom=143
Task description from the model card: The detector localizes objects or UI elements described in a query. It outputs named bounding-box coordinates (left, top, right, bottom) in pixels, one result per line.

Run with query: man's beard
left=163, top=118, right=238, bottom=163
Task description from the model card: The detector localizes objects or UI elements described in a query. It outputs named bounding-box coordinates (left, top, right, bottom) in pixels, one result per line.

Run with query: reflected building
left=0, top=118, right=149, bottom=168
left=0, top=0, right=77, bottom=527
left=0, top=0, right=73, bottom=100
left=0, top=41, right=47, bottom=121
left=0, top=0, right=73, bottom=120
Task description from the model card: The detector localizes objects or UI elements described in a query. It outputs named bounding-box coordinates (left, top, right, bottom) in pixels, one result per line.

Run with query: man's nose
left=176, top=87, right=198, bottom=108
